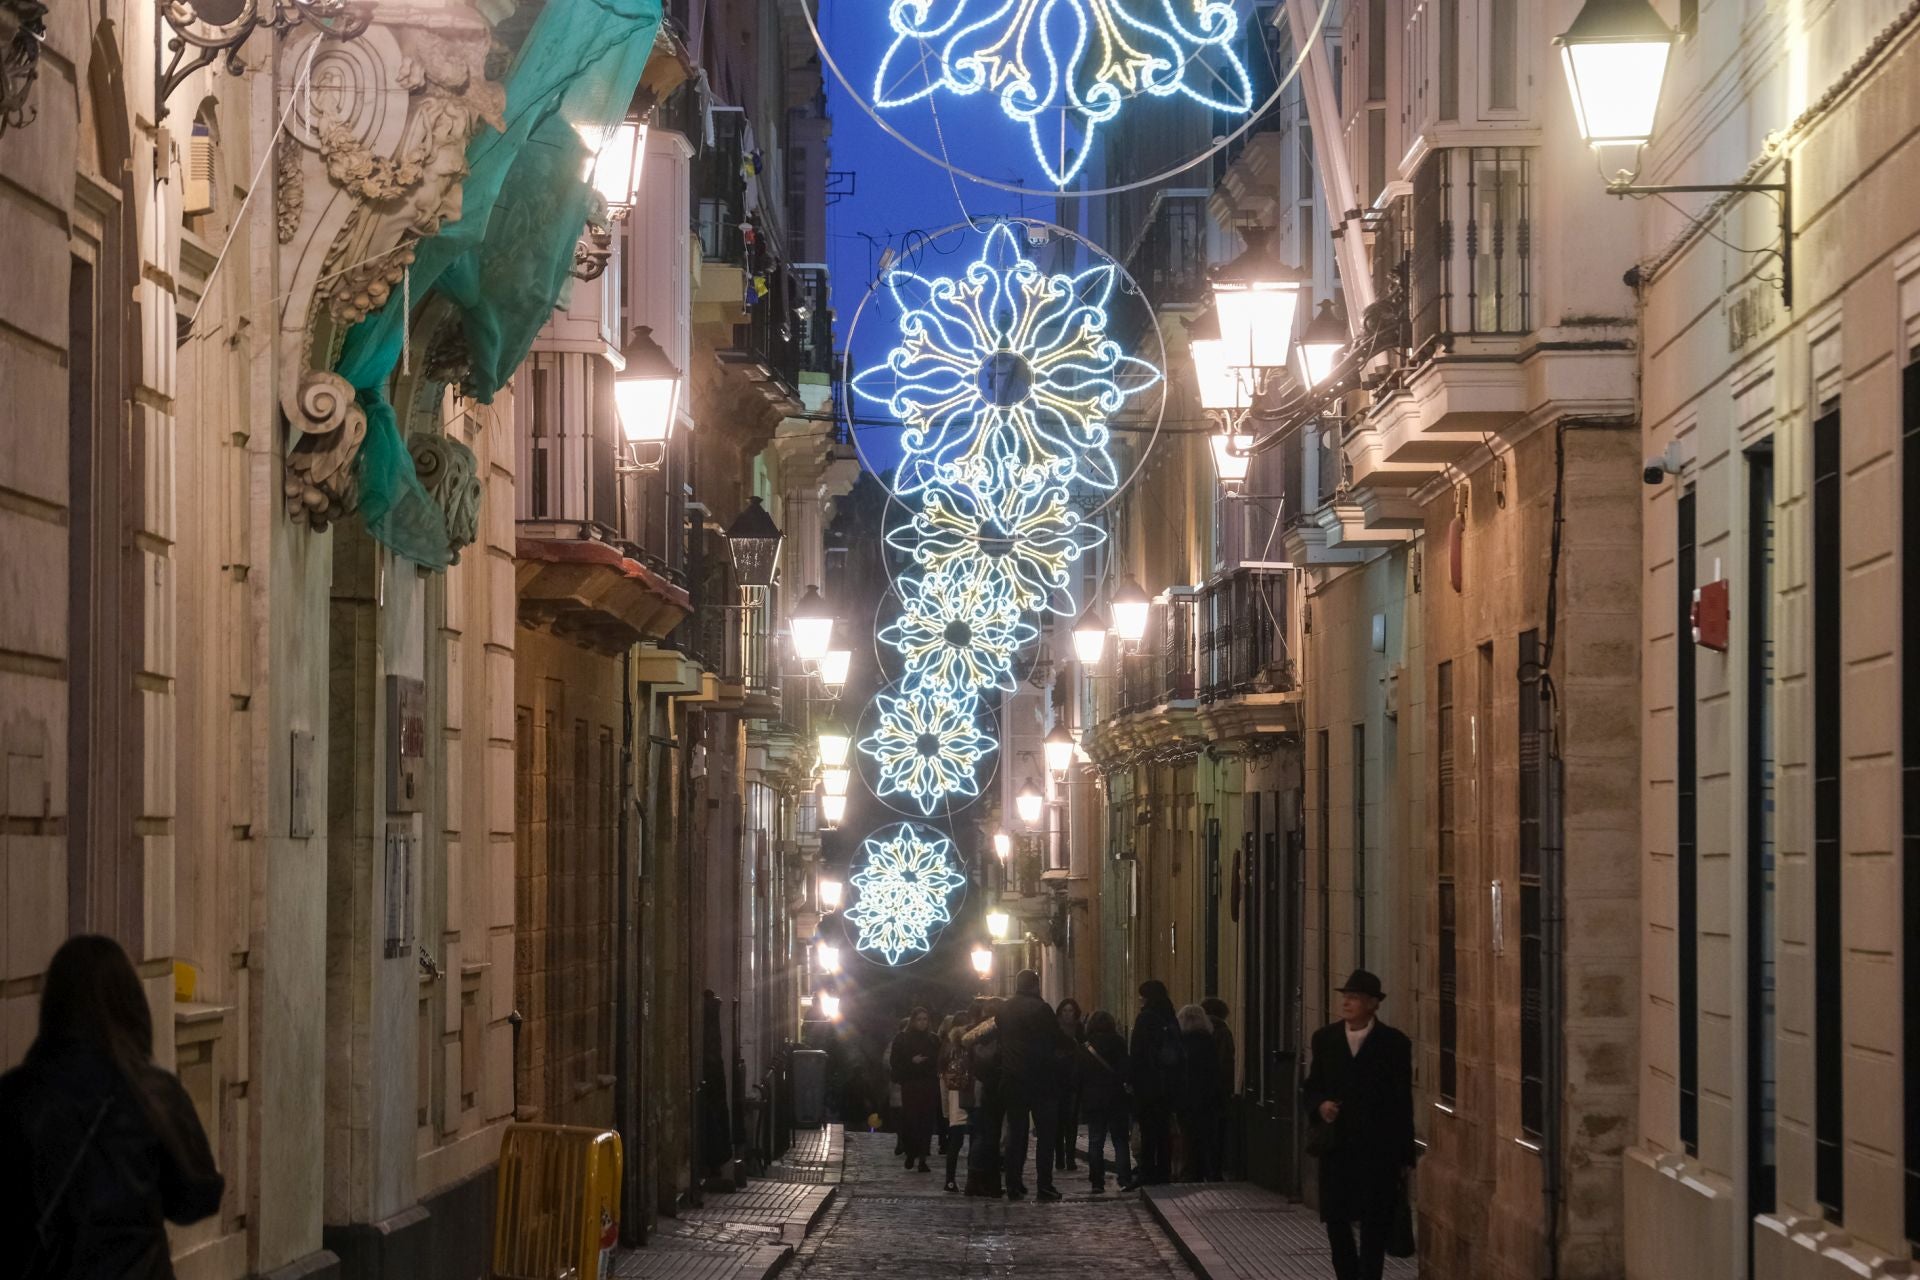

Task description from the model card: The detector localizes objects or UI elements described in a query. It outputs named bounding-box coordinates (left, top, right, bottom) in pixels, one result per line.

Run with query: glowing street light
left=1072, top=607, right=1109, bottom=665
left=970, top=945, right=994, bottom=979
left=817, top=718, right=852, bottom=768
left=818, top=877, right=844, bottom=911
left=1209, top=228, right=1305, bottom=376
left=1190, top=307, right=1254, bottom=415
left=1109, top=576, right=1151, bottom=645
left=818, top=648, right=852, bottom=694
left=590, top=119, right=648, bottom=216
left=992, top=830, right=1012, bottom=861
left=820, top=766, right=852, bottom=798
left=816, top=943, right=842, bottom=974
left=1210, top=431, right=1254, bottom=489
left=1043, top=725, right=1075, bottom=776
left=1015, top=778, right=1044, bottom=827
left=819, top=992, right=842, bottom=1020
left=986, top=909, right=1011, bottom=941
left=612, top=326, right=682, bottom=451
left=819, top=793, right=847, bottom=827
left=1295, top=299, right=1348, bottom=390
left=1555, top=0, right=1676, bottom=149
left=791, top=586, right=835, bottom=662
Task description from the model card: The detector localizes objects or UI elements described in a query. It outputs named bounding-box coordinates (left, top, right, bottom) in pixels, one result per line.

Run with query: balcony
left=515, top=524, right=693, bottom=653
left=1125, top=190, right=1212, bottom=315
left=1197, top=566, right=1302, bottom=744
left=679, top=590, right=779, bottom=716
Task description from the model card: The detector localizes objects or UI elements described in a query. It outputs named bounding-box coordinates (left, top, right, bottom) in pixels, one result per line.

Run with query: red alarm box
left=1691, top=579, right=1729, bottom=651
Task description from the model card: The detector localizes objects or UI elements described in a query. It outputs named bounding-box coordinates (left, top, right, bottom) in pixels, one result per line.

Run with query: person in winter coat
left=1053, top=998, right=1086, bottom=1173
left=1175, top=1004, right=1224, bottom=1182
left=997, top=969, right=1068, bottom=1201
left=1078, top=1009, right=1134, bottom=1193
left=1202, top=997, right=1237, bottom=1179
left=1128, top=978, right=1182, bottom=1184
left=889, top=1007, right=943, bottom=1172
left=2, top=935, right=225, bottom=1280
left=1301, top=970, right=1417, bottom=1280
left=938, top=1013, right=977, bottom=1191
left=961, top=998, right=1006, bottom=1197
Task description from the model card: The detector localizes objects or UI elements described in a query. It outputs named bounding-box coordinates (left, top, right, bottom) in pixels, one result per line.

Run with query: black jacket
left=1300, top=1020, right=1416, bottom=1223
left=1079, top=1029, right=1131, bottom=1113
left=997, top=992, right=1067, bottom=1091
left=1175, top=1026, right=1224, bottom=1116
left=1128, top=1000, right=1182, bottom=1102
left=889, top=1029, right=942, bottom=1085
left=1, top=1040, right=224, bottom=1280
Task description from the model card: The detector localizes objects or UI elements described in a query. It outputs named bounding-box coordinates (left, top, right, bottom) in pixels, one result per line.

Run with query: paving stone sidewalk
left=611, top=1125, right=844, bottom=1280
left=1143, top=1183, right=1418, bottom=1280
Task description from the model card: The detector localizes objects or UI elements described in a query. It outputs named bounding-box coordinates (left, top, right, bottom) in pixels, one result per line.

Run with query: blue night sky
left=817, top=2, right=1103, bottom=476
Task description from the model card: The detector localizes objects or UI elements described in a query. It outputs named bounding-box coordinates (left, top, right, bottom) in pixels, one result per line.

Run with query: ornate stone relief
left=407, top=434, right=482, bottom=560
left=277, top=9, right=505, bottom=529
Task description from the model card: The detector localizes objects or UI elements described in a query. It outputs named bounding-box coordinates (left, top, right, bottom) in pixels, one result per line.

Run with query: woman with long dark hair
left=1053, top=997, right=1086, bottom=1173
left=889, top=1006, right=943, bottom=1173
left=2, top=934, right=224, bottom=1279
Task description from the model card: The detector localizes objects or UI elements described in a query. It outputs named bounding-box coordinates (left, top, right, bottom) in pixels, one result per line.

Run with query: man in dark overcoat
left=998, top=969, right=1068, bottom=1201
left=1300, top=969, right=1416, bottom=1280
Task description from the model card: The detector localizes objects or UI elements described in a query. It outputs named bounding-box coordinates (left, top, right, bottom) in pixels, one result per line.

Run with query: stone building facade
left=1620, top=2, right=1920, bottom=1277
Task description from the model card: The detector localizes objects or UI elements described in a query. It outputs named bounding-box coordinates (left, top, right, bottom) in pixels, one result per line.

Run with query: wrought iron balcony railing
left=1201, top=566, right=1294, bottom=700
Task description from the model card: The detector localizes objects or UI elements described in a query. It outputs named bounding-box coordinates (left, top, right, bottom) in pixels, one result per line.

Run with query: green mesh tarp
left=334, top=0, right=664, bottom=567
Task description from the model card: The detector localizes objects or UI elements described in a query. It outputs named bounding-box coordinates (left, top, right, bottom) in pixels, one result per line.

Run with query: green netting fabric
left=335, top=0, right=664, bottom=567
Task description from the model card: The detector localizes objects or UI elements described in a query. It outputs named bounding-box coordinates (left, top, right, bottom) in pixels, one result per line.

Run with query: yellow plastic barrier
left=491, top=1124, right=624, bottom=1280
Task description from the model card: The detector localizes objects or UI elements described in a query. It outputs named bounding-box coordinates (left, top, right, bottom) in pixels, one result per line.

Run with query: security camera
left=1643, top=442, right=1684, bottom=486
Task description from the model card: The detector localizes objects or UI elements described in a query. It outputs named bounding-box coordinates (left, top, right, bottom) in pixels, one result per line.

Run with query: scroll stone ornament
left=285, top=370, right=367, bottom=529
left=407, top=433, right=482, bottom=560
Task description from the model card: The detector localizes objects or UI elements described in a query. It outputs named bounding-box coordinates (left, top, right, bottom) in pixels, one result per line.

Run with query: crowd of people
left=883, top=971, right=1237, bottom=1199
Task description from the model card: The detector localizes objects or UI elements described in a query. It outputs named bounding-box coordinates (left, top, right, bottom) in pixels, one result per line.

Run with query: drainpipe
left=1541, top=744, right=1566, bottom=1280
left=615, top=646, right=642, bottom=1244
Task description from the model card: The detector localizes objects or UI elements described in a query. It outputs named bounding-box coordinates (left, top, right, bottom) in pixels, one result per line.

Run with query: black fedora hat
left=1336, top=969, right=1386, bottom=1000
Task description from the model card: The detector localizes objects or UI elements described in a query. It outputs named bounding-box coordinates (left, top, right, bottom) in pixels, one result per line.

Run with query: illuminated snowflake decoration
left=871, top=0, right=1255, bottom=186
left=859, top=686, right=998, bottom=814
left=851, top=226, right=1159, bottom=495
left=851, top=221, right=1158, bottom=817
left=845, top=824, right=970, bottom=965
left=879, top=567, right=1040, bottom=693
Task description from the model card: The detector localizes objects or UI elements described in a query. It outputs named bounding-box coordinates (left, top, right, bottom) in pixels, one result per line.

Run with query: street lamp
left=1015, top=778, right=1044, bottom=827
left=1209, top=431, right=1254, bottom=489
left=590, top=119, right=648, bottom=217
left=970, top=945, right=994, bottom=979
left=1295, top=299, right=1348, bottom=391
left=820, top=766, right=852, bottom=798
left=1190, top=307, right=1254, bottom=416
left=818, top=877, right=844, bottom=911
left=612, top=327, right=682, bottom=470
left=992, top=830, right=1012, bottom=861
left=1072, top=606, right=1109, bottom=665
left=987, top=909, right=1011, bottom=941
left=816, top=942, right=841, bottom=975
left=1554, top=0, right=1675, bottom=149
left=724, top=497, right=783, bottom=588
left=1209, top=228, right=1305, bottom=379
left=791, top=586, right=835, bottom=663
left=819, top=992, right=842, bottom=1021
left=818, top=648, right=852, bottom=694
left=819, top=792, right=847, bottom=827
left=1109, top=575, right=1151, bottom=645
left=817, top=718, right=852, bottom=768
left=1554, top=0, right=1793, bottom=305
left=1043, top=725, right=1075, bottom=776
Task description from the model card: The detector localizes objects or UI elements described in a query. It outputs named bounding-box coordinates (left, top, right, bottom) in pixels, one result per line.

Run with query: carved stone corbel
left=276, top=7, right=506, bottom=531
left=407, top=434, right=482, bottom=560
left=285, top=370, right=367, bottom=529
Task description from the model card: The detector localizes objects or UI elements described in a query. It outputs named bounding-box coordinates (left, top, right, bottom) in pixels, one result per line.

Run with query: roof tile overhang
left=516, top=534, right=693, bottom=653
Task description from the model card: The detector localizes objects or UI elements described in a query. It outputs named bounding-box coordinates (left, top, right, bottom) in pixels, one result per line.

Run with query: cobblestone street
left=789, top=1130, right=1198, bottom=1278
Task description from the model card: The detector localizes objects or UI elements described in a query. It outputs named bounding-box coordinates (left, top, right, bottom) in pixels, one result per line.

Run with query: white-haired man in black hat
left=1301, top=969, right=1416, bottom=1280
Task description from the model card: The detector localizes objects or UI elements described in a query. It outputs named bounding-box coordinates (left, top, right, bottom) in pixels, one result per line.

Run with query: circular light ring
left=838, top=216, right=1168, bottom=523
left=851, top=677, right=1004, bottom=820
left=804, top=0, right=1337, bottom=196
left=843, top=822, right=972, bottom=966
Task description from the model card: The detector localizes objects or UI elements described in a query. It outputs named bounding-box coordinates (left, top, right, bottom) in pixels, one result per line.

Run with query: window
left=1438, top=0, right=1459, bottom=120
left=1468, top=149, right=1529, bottom=333
left=1747, top=443, right=1778, bottom=1220
left=1368, top=108, right=1387, bottom=205
left=1903, top=354, right=1920, bottom=1244
left=1812, top=399, right=1844, bottom=1220
left=1438, top=661, right=1458, bottom=1103
left=529, top=364, right=551, bottom=520
left=1518, top=630, right=1546, bottom=1138
left=1488, top=0, right=1517, bottom=110
left=1353, top=723, right=1367, bottom=969
left=1678, top=489, right=1700, bottom=1155
left=1368, top=0, right=1387, bottom=100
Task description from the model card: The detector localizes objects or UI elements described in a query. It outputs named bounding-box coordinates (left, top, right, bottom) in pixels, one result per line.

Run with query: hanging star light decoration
left=844, top=824, right=970, bottom=964
left=871, top=0, right=1255, bottom=186
left=851, top=221, right=1159, bottom=816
